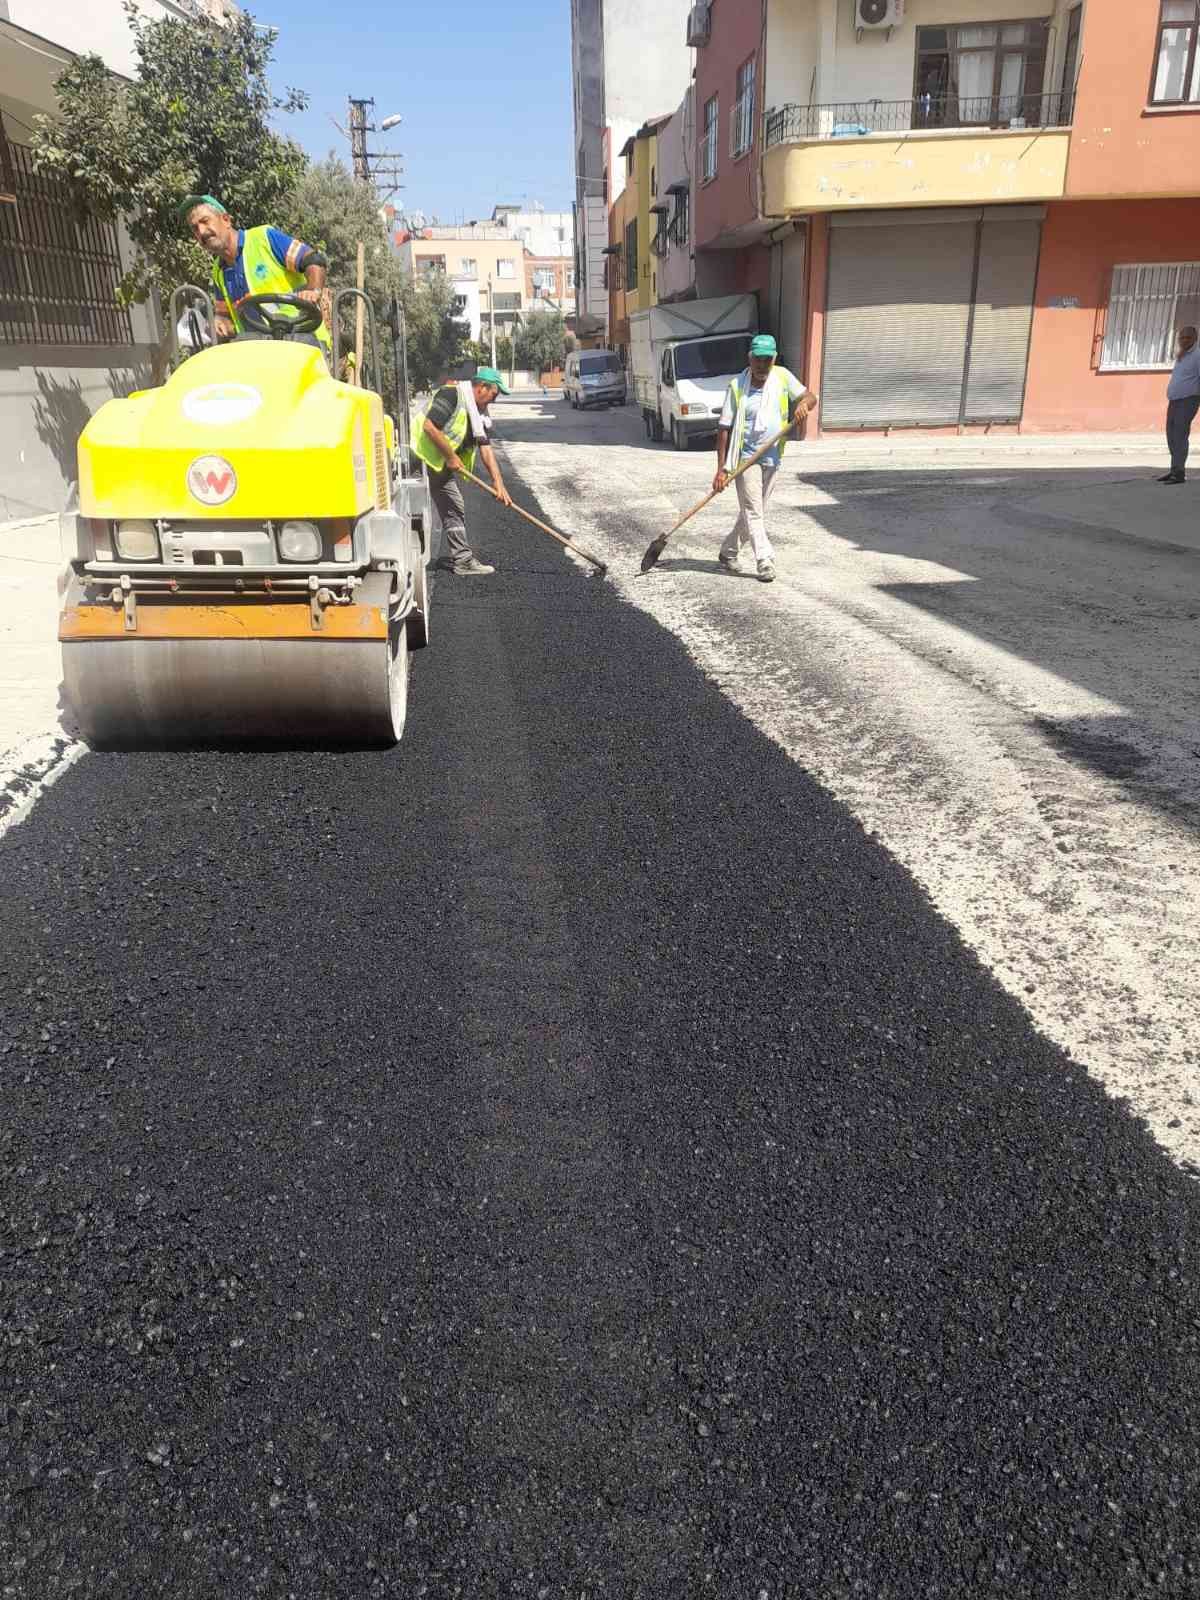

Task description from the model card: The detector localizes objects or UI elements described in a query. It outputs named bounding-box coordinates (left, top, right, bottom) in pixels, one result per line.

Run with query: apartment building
left=685, top=0, right=1199, bottom=435
left=654, top=88, right=697, bottom=305
left=569, top=0, right=695, bottom=335
left=395, top=227, right=527, bottom=343
left=0, top=0, right=216, bottom=515
left=605, top=116, right=671, bottom=362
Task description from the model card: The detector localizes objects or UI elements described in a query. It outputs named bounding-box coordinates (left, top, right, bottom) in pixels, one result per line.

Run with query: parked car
left=564, top=349, right=627, bottom=410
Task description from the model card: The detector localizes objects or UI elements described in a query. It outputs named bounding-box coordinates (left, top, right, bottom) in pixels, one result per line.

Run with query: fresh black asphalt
left=2, top=468, right=1199, bottom=1597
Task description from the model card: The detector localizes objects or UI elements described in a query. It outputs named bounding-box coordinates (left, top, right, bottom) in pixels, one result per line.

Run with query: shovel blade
left=639, top=537, right=669, bottom=573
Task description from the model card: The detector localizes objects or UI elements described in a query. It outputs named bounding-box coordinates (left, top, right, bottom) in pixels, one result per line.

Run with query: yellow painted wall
left=633, top=131, right=661, bottom=311
left=763, top=127, right=1069, bottom=214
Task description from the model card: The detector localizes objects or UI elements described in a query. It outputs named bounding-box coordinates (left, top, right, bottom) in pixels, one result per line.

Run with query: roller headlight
left=114, top=520, right=159, bottom=560
left=278, top=520, right=322, bottom=562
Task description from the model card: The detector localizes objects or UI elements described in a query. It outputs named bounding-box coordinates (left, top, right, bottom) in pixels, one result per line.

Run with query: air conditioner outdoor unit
left=856, top=0, right=903, bottom=31
left=686, top=3, right=711, bottom=48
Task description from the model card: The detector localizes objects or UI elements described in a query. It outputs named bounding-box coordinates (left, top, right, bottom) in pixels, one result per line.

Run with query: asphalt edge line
left=0, top=733, right=88, bottom=842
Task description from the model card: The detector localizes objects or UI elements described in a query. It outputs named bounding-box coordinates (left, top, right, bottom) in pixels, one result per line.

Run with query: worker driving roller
left=414, top=368, right=514, bottom=577
left=181, top=194, right=332, bottom=355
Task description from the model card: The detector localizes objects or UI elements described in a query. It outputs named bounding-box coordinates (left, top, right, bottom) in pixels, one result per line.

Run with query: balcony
left=763, top=91, right=1074, bottom=215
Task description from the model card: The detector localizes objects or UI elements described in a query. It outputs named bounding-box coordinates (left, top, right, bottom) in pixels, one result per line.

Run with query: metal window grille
left=701, top=95, right=719, bottom=182
left=731, top=58, right=756, bottom=157
left=0, top=142, right=133, bottom=347
left=669, top=189, right=690, bottom=248
left=1102, top=263, right=1200, bottom=370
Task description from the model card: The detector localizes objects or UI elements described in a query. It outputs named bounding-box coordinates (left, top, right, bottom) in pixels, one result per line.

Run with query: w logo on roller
left=187, top=455, right=237, bottom=506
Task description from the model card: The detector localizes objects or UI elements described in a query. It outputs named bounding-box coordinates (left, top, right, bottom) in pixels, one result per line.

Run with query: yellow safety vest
left=211, top=225, right=331, bottom=351
left=413, top=384, right=479, bottom=475
left=725, top=366, right=797, bottom=471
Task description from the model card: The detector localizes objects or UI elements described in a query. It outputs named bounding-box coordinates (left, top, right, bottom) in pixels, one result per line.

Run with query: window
left=566, top=268, right=575, bottom=289
left=702, top=94, right=719, bottom=182
left=624, top=219, right=638, bottom=290
left=1152, top=1, right=1200, bottom=104
left=674, top=334, right=752, bottom=381
left=732, top=55, right=757, bottom=157
left=1102, top=262, right=1200, bottom=369
left=669, top=188, right=690, bottom=249
left=0, top=140, right=133, bottom=347
left=419, top=255, right=447, bottom=277
left=914, top=21, right=1048, bottom=127
left=492, top=292, right=521, bottom=311
left=459, top=257, right=476, bottom=277
left=497, top=259, right=515, bottom=279
left=452, top=295, right=468, bottom=315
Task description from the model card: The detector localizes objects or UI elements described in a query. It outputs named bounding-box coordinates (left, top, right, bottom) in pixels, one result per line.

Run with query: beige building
left=395, top=227, right=527, bottom=343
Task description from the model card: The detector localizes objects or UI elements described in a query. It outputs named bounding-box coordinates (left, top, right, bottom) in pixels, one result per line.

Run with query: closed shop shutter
left=962, top=217, right=1041, bottom=422
left=823, top=217, right=976, bottom=427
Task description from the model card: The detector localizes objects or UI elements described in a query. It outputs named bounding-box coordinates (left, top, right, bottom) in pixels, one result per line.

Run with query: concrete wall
left=4, top=0, right=188, bottom=79
left=603, top=0, right=693, bottom=148
left=765, top=0, right=1079, bottom=112
left=1022, top=198, right=1200, bottom=432
left=762, top=125, right=1070, bottom=213
left=1066, top=0, right=1200, bottom=198
left=656, top=89, right=696, bottom=303
left=695, top=0, right=765, bottom=247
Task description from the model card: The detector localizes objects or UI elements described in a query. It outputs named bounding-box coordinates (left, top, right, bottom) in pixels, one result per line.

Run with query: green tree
left=31, top=4, right=308, bottom=307
left=403, top=270, right=470, bottom=393
left=515, top=307, right=568, bottom=376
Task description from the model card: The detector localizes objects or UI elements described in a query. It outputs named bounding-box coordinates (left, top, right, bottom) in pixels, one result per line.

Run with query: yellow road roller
left=59, top=288, right=433, bottom=748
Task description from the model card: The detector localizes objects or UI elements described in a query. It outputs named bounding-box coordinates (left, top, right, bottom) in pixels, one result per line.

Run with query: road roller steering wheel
left=237, top=292, right=325, bottom=340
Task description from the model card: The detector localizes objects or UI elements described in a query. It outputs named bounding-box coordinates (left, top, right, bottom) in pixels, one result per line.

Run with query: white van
left=563, top=349, right=627, bottom=410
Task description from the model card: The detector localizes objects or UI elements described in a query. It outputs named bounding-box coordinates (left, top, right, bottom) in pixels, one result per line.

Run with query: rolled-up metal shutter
left=822, top=215, right=976, bottom=427
left=962, top=216, right=1042, bottom=422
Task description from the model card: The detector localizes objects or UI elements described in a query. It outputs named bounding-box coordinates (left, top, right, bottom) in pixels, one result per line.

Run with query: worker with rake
left=713, top=334, right=817, bottom=584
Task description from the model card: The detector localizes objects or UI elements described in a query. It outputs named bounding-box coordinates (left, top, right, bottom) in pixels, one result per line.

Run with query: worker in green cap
left=713, top=333, right=817, bottom=583
left=413, top=368, right=514, bottom=577
left=180, top=195, right=331, bottom=353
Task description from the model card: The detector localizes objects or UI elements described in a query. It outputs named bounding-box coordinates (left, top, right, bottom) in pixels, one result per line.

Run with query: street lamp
left=380, top=114, right=403, bottom=131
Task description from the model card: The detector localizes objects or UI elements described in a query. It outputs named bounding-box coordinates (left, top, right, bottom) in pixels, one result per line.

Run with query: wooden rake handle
left=664, top=421, right=795, bottom=540
left=459, top=466, right=608, bottom=575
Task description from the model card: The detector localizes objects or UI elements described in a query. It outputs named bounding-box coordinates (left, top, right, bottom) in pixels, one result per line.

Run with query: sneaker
left=756, top=559, right=776, bottom=583
left=717, top=550, right=742, bottom=573
left=453, top=556, right=495, bottom=576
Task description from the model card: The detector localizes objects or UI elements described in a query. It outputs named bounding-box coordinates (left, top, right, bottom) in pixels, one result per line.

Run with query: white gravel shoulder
left=498, top=395, right=1200, bottom=1172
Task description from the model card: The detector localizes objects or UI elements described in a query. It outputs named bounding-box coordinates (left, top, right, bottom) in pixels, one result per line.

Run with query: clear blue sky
left=248, top=0, right=575, bottom=222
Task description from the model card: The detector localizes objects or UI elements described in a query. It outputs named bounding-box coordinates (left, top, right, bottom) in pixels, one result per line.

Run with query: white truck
left=630, top=294, right=758, bottom=451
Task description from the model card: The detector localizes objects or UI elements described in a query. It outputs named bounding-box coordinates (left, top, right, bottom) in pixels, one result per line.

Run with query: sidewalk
left=0, top=514, right=76, bottom=825
left=800, top=430, right=1165, bottom=462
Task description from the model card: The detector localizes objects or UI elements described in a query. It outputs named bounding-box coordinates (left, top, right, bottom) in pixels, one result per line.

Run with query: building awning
left=666, top=181, right=689, bottom=195
left=601, top=243, right=621, bottom=255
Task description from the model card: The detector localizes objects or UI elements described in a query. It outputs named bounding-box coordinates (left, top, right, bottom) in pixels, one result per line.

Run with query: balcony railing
left=764, top=91, right=1075, bottom=149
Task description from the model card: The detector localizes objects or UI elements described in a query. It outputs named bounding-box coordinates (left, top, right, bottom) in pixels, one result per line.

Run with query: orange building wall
left=1022, top=200, right=1200, bottom=433
left=1067, top=0, right=1200, bottom=198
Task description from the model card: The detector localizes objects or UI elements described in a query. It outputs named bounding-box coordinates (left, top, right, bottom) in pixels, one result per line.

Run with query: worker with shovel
left=713, top=334, right=816, bottom=583
left=414, top=367, right=513, bottom=577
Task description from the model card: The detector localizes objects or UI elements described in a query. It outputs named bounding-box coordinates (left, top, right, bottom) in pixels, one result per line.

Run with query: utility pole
left=487, top=275, right=496, bottom=368
left=345, top=97, right=406, bottom=197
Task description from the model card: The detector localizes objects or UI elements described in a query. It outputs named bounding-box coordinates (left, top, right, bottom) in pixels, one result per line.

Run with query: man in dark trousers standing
left=1160, top=324, right=1200, bottom=485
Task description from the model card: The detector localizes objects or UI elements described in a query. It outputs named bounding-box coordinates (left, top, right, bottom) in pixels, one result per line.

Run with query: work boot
left=718, top=549, right=742, bottom=573
left=756, top=559, right=776, bottom=583
left=1161, top=474, right=1186, bottom=485
left=453, top=556, right=496, bottom=576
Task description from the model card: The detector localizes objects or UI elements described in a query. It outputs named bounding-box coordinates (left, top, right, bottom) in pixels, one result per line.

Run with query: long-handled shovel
left=459, top=466, right=608, bottom=577
left=639, top=421, right=795, bottom=574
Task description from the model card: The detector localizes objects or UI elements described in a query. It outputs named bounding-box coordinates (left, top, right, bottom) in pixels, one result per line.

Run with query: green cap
left=179, top=193, right=228, bottom=219
left=749, top=333, right=777, bottom=358
left=474, top=365, right=510, bottom=394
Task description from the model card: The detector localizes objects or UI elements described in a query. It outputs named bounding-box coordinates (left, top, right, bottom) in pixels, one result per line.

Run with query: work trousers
left=429, top=469, right=472, bottom=567
left=1166, top=396, right=1200, bottom=476
left=720, top=461, right=779, bottom=566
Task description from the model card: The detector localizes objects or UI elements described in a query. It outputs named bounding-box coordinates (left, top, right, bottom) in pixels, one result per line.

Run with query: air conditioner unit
left=686, top=3, right=711, bottom=48
left=856, top=0, right=903, bottom=31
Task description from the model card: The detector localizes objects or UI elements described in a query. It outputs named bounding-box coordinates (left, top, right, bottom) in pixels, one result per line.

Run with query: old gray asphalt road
left=2, top=470, right=1199, bottom=1597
